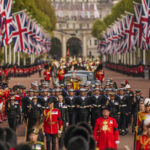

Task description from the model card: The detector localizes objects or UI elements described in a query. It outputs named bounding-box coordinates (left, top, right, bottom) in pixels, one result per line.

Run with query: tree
left=13, top=0, right=56, bottom=33
left=92, top=19, right=106, bottom=39
left=92, top=0, right=142, bottom=39
left=49, top=38, right=62, bottom=59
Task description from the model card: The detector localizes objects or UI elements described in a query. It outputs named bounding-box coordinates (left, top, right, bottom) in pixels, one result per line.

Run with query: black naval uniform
left=119, top=95, right=129, bottom=135
left=40, top=96, right=49, bottom=111
left=5, top=101, right=20, bottom=131
left=108, top=98, right=120, bottom=123
left=27, top=102, right=42, bottom=140
left=56, top=102, right=68, bottom=150
left=90, top=95, right=102, bottom=129
left=22, top=96, right=33, bottom=120
left=76, top=96, right=90, bottom=123
left=132, top=95, right=144, bottom=132
left=65, top=96, right=77, bottom=125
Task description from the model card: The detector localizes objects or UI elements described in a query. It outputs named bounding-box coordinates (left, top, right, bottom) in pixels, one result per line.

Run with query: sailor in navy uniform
left=76, top=88, right=90, bottom=123
left=56, top=95, right=68, bottom=150
left=118, top=88, right=129, bottom=135
left=90, top=88, right=102, bottom=129
left=65, top=89, right=77, bottom=125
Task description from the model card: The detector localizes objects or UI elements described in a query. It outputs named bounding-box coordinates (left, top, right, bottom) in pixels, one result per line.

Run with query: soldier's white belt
left=80, top=106, right=88, bottom=109
left=42, top=106, right=49, bottom=109
left=93, top=104, right=101, bottom=107
left=68, top=105, right=75, bottom=108
left=120, top=105, right=127, bottom=107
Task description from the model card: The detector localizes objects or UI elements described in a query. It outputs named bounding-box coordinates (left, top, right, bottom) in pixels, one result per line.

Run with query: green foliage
left=49, top=38, right=62, bottom=58
left=92, top=19, right=106, bottom=39
left=13, top=0, right=56, bottom=33
left=92, top=0, right=142, bottom=39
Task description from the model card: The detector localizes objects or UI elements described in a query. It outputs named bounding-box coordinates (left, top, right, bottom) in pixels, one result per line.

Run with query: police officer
left=5, top=96, right=20, bottom=131
left=65, top=89, right=77, bottom=125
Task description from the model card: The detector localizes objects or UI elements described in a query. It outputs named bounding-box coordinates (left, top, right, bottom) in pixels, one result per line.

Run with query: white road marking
left=124, top=145, right=131, bottom=150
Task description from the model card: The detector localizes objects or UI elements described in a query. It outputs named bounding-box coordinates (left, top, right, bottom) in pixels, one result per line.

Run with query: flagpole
left=18, top=51, right=20, bottom=66
left=13, top=48, right=16, bottom=65
left=4, top=46, right=8, bottom=65
left=9, top=44, right=12, bottom=65
left=12, top=9, right=26, bottom=16
left=143, top=50, right=146, bottom=65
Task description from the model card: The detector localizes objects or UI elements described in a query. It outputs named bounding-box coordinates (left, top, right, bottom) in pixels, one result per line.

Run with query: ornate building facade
left=51, top=0, right=119, bottom=57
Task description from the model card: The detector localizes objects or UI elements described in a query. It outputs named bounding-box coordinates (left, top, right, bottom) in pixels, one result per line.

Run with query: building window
left=90, top=40, right=92, bottom=45
left=87, top=24, right=89, bottom=28
left=59, top=24, right=62, bottom=29
left=73, top=23, right=75, bottom=29
left=95, top=40, right=97, bottom=45
left=80, top=24, right=82, bottom=29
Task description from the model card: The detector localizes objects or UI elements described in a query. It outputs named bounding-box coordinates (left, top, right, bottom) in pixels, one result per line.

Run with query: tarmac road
left=1, top=68, right=150, bottom=150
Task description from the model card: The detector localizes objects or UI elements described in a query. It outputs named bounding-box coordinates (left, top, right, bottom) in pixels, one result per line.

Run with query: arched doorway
left=49, top=37, right=62, bottom=59
left=67, top=37, right=82, bottom=57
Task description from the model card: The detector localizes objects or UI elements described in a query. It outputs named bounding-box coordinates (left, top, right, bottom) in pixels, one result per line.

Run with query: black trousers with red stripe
left=46, top=133, right=57, bottom=150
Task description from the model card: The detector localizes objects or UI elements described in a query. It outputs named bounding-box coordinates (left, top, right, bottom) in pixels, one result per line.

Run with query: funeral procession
left=0, top=0, right=150, bottom=150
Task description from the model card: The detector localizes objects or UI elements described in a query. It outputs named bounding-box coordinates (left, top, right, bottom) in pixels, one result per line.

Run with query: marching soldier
left=136, top=116, right=150, bottom=150
left=132, top=89, right=144, bottom=132
left=22, top=89, right=35, bottom=121
left=76, top=88, right=90, bottom=123
left=65, top=89, right=77, bottom=125
left=108, top=92, right=120, bottom=123
left=43, top=67, right=51, bottom=83
left=26, top=96, right=42, bottom=140
left=56, top=95, right=69, bottom=150
left=57, top=66, right=66, bottom=83
left=119, top=88, right=129, bottom=135
left=90, top=88, right=102, bottom=129
left=40, top=89, right=49, bottom=111
left=136, top=98, right=150, bottom=136
left=5, top=96, right=20, bottom=131
left=43, top=99, right=63, bottom=150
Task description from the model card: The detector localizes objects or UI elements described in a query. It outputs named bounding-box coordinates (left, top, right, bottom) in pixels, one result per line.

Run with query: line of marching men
left=1, top=78, right=150, bottom=150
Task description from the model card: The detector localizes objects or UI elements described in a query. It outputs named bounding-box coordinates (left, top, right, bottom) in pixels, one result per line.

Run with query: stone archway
left=66, top=37, right=82, bottom=57
left=49, top=37, right=62, bottom=59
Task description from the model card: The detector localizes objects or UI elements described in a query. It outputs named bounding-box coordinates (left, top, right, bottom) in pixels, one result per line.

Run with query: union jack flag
left=141, top=0, right=150, bottom=50
left=134, top=2, right=142, bottom=48
left=124, top=13, right=136, bottom=53
left=27, top=20, right=34, bottom=54
left=12, top=12, right=28, bottom=52
left=1, top=0, right=13, bottom=47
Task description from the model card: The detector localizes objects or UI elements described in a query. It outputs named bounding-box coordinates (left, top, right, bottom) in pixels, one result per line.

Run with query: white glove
left=115, top=141, right=120, bottom=144
left=58, top=130, right=62, bottom=134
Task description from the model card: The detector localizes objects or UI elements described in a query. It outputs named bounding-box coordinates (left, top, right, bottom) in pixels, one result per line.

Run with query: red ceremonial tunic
left=43, top=70, right=51, bottom=81
left=136, top=135, right=150, bottom=150
left=93, top=116, right=119, bottom=150
left=96, top=70, right=104, bottom=82
left=43, top=108, right=62, bottom=134
left=57, top=69, right=65, bottom=81
left=15, top=94, right=22, bottom=106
